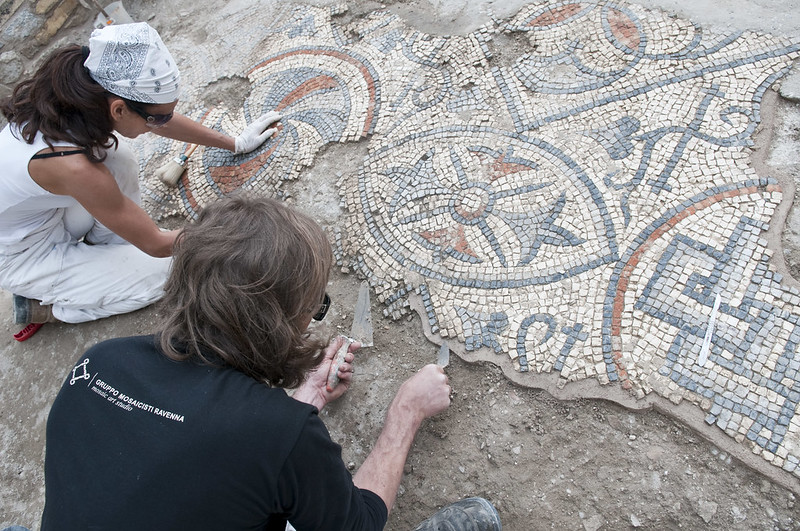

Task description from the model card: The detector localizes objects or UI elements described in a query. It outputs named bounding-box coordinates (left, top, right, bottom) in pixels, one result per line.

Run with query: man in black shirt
left=39, top=197, right=500, bottom=530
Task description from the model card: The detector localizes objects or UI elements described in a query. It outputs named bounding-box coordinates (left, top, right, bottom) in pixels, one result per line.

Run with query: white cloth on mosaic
left=84, top=22, right=181, bottom=104
left=0, top=124, right=171, bottom=323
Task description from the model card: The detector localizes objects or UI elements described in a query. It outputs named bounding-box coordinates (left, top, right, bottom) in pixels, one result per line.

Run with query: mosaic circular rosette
left=344, top=125, right=618, bottom=352
left=174, top=46, right=380, bottom=218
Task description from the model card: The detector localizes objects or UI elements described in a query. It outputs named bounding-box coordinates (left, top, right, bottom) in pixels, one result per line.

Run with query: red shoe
left=13, top=322, right=44, bottom=341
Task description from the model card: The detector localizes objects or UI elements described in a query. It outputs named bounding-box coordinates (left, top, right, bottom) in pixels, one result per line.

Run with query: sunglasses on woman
left=123, top=99, right=174, bottom=128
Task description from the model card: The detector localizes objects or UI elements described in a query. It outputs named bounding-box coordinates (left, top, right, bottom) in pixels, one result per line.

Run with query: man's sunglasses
left=123, top=99, right=174, bottom=128
left=313, top=293, right=331, bottom=322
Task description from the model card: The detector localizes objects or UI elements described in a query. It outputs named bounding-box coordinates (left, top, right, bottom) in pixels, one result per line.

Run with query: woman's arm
left=152, top=113, right=236, bottom=151
left=29, top=154, right=177, bottom=257
left=154, top=112, right=281, bottom=153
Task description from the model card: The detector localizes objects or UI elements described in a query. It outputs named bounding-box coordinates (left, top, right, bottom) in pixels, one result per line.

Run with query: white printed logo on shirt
left=67, top=356, right=185, bottom=423
left=69, top=358, right=91, bottom=385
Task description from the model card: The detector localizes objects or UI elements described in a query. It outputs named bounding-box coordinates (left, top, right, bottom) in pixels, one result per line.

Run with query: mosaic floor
left=132, top=1, right=800, bottom=484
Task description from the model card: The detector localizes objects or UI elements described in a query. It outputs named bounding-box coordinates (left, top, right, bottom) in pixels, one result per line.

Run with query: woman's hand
left=234, top=111, right=281, bottom=153
left=292, top=336, right=359, bottom=411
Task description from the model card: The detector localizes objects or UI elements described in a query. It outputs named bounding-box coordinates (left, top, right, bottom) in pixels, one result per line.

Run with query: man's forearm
left=353, top=364, right=451, bottom=514
left=352, top=400, right=422, bottom=512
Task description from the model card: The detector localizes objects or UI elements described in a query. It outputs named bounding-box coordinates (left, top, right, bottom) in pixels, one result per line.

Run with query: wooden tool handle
left=88, top=0, right=109, bottom=17
left=326, top=337, right=353, bottom=392
left=185, top=143, right=199, bottom=157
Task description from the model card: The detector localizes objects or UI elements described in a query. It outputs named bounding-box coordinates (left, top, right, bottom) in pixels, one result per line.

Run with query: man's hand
left=234, top=111, right=282, bottom=154
left=393, top=364, right=451, bottom=426
left=292, top=336, right=358, bottom=411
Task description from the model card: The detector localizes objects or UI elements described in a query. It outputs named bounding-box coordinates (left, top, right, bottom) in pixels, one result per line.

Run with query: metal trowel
left=437, top=341, right=450, bottom=368
left=326, top=281, right=373, bottom=391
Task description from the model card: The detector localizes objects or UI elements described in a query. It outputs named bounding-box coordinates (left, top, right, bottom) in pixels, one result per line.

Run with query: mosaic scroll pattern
left=133, top=2, right=800, bottom=475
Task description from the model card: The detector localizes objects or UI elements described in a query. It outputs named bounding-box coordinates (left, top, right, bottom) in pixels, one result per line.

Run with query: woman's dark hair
left=158, top=196, right=333, bottom=388
left=0, top=45, right=117, bottom=162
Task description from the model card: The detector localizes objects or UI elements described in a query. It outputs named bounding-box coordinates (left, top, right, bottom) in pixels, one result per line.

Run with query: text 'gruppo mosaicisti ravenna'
left=93, top=378, right=185, bottom=423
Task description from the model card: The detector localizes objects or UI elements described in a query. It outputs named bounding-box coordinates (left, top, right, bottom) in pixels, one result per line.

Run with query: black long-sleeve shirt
left=41, top=335, right=387, bottom=530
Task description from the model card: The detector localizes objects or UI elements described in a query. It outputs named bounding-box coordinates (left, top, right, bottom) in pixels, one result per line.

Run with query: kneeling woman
left=0, top=23, right=280, bottom=332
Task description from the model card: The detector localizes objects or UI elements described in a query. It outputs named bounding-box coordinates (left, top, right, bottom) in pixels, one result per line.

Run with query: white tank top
left=0, top=124, right=94, bottom=253
left=0, top=124, right=83, bottom=254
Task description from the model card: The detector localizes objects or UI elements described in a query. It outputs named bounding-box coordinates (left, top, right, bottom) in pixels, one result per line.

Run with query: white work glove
left=234, top=111, right=282, bottom=154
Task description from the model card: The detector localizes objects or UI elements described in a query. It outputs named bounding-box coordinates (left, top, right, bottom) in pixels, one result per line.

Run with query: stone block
left=35, top=0, right=78, bottom=45
left=0, top=49, right=23, bottom=83
left=1, top=4, right=40, bottom=43
left=0, top=0, right=27, bottom=27
left=35, top=0, right=61, bottom=16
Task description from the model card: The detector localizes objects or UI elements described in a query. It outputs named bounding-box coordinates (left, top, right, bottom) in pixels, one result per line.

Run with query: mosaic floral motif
left=353, top=127, right=618, bottom=283
left=133, top=2, right=800, bottom=479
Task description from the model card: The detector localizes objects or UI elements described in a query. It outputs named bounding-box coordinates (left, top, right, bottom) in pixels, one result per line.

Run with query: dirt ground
left=3, top=0, right=800, bottom=529
left=309, top=270, right=800, bottom=531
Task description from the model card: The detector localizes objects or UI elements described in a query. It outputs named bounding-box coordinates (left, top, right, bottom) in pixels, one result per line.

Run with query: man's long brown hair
left=1, top=45, right=117, bottom=162
left=158, top=196, right=333, bottom=388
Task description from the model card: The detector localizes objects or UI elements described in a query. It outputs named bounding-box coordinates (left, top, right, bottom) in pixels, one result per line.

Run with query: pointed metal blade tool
left=327, top=280, right=373, bottom=391
left=437, top=341, right=450, bottom=368
left=349, top=281, right=374, bottom=348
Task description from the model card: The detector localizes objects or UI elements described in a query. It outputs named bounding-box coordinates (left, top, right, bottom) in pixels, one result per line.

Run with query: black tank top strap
left=31, top=149, right=87, bottom=160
